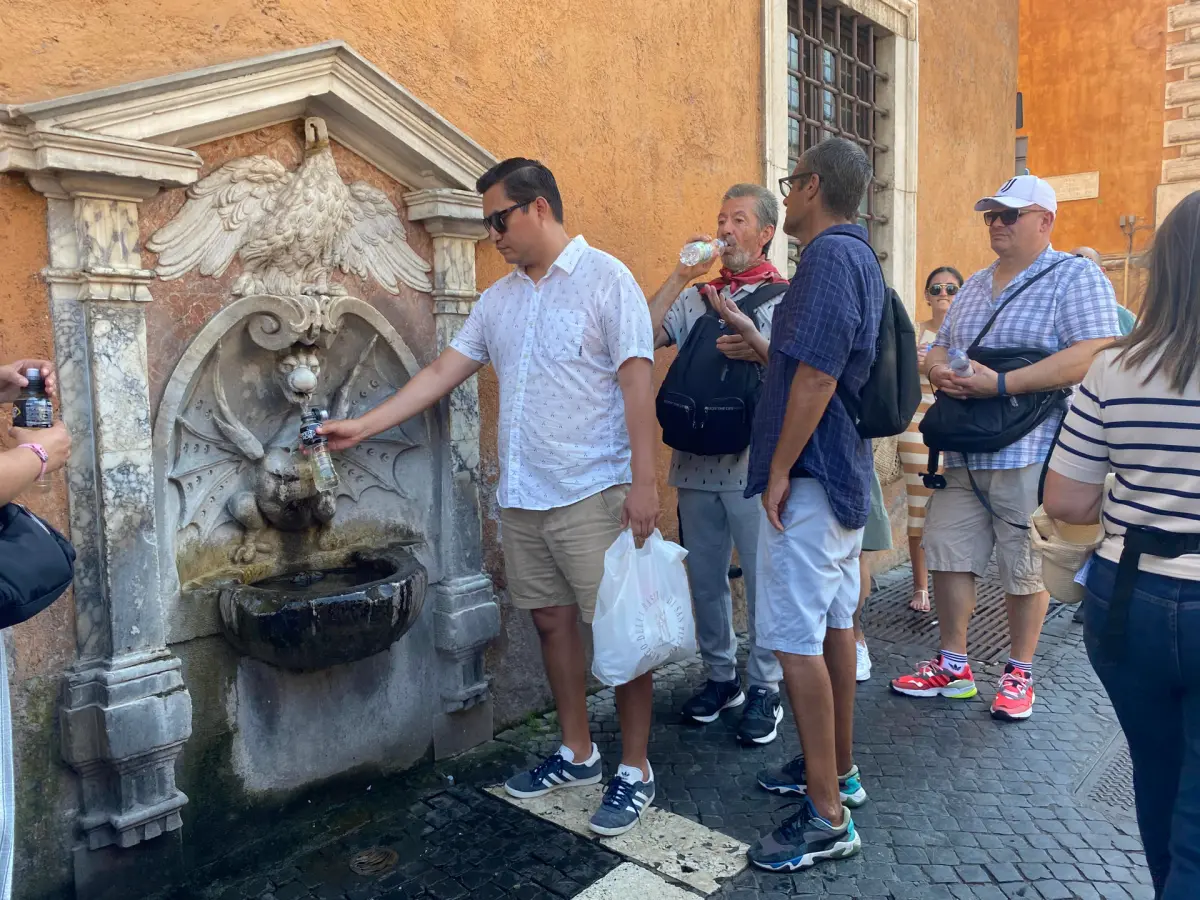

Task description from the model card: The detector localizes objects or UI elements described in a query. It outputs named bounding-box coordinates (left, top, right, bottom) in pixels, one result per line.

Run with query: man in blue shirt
left=743, top=137, right=884, bottom=874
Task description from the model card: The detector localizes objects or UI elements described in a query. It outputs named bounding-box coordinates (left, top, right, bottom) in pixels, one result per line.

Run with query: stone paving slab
left=574, top=863, right=699, bottom=900
left=487, top=784, right=747, bottom=893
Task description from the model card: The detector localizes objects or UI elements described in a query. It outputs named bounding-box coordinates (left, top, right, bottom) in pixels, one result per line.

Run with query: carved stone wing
left=148, top=156, right=293, bottom=280
left=169, top=345, right=263, bottom=537
left=332, top=335, right=420, bottom=502
left=328, top=181, right=433, bottom=294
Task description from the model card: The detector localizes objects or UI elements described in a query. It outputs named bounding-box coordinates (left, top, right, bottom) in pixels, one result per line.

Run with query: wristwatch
left=17, top=443, right=47, bottom=479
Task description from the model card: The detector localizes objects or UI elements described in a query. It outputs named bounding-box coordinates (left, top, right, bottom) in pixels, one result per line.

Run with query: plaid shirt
left=745, top=224, right=883, bottom=529
left=934, top=245, right=1121, bottom=470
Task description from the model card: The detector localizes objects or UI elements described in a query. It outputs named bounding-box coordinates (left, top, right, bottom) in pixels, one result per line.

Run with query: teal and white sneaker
left=756, top=755, right=868, bottom=808
left=748, top=798, right=861, bottom=872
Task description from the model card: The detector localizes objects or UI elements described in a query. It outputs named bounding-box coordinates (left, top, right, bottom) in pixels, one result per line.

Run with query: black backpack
left=825, top=232, right=921, bottom=438
left=656, top=281, right=790, bottom=456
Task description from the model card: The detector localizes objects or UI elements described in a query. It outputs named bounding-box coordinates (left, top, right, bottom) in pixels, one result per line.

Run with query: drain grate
left=1076, top=731, right=1137, bottom=820
left=860, top=563, right=1068, bottom=663
left=348, top=846, right=399, bottom=876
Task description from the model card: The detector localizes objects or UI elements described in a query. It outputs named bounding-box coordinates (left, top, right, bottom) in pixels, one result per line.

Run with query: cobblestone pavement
left=188, top=565, right=1152, bottom=900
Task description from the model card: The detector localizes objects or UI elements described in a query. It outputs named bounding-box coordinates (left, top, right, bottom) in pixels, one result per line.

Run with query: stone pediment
left=0, top=40, right=496, bottom=192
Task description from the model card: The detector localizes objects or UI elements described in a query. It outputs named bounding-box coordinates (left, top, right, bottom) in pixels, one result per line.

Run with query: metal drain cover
left=348, top=846, right=399, bottom=876
left=1076, top=731, right=1136, bottom=820
left=860, top=562, right=1068, bottom=663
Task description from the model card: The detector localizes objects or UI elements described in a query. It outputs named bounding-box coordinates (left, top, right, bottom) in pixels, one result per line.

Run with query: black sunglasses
left=482, top=199, right=534, bottom=235
left=927, top=283, right=959, bottom=297
left=983, top=208, right=1038, bottom=227
left=779, top=172, right=815, bottom=198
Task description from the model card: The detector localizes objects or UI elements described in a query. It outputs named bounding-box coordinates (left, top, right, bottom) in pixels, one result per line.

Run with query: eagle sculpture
left=148, top=117, right=433, bottom=296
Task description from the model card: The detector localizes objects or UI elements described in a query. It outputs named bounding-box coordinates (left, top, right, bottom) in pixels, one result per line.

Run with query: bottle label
left=299, top=423, right=324, bottom=448
left=14, top=397, right=52, bottom=428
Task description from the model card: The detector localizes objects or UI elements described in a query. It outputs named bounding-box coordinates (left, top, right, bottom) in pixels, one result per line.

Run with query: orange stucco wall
left=1017, top=0, right=1169, bottom=262
left=915, top=0, right=1020, bottom=314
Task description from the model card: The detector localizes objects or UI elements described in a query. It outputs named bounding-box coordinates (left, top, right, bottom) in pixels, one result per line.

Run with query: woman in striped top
left=1045, top=191, right=1200, bottom=900
left=897, top=266, right=963, bottom=612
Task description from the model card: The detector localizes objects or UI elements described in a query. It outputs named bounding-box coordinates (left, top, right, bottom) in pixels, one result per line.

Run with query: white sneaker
left=855, top=641, right=872, bottom=682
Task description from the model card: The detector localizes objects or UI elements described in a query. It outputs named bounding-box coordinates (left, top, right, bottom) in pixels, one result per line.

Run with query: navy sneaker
left=588, top=769, right=655, bottom=836
left=681, top=679, right=745, bottom=724
left=736, top=686, right=784, bottom=745
left=747, top=798, right=861, bottom=872
left=504, top=749, right=602, bottom=799
left=756, top=755, right=868, bottom=808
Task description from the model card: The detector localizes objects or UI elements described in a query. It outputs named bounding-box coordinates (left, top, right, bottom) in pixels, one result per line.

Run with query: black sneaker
left=681, top=679, right=745, bottom=724
left=736, top=686, right=784, bottom=745
left=757, top=755, right=868, bottom=807
left=747, top=798, right=861, bottom=872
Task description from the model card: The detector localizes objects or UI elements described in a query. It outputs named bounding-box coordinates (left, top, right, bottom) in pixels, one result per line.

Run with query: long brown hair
left=1115, top=191, right=1200, bottom=392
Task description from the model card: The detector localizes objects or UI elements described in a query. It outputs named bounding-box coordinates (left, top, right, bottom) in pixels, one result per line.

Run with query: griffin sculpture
left=148, top=117, right=432, bottom=296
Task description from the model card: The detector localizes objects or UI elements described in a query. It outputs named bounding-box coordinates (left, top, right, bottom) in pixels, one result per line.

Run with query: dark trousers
left=1084, top=556, right=1200, bottom=900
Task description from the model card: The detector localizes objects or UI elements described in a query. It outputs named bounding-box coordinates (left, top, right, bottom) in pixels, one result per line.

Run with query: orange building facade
left=0, top=2, right=1019, bottom=896
left=1017, top=0, right=1200, bottom=311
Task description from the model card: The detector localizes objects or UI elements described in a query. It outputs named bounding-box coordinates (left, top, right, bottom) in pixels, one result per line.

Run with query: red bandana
left=706, top=258, right=788, bottom=295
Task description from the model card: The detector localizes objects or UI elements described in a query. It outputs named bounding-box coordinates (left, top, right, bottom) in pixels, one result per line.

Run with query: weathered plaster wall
left=915, top=0, right=1020, bottom=315
left=1017, top=0, right=1169, bottom=261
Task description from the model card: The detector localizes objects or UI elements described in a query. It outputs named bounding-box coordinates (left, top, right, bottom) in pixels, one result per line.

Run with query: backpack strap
left=698, top=280, right=789, bottom=322
left=967, top=257, right=1071, bottom=352
left=804, top=230, right=889, bottom=423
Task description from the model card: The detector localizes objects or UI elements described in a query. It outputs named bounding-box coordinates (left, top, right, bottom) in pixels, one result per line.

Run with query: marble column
left=28, top=173, right=194, bottom=857
left=406, top=189, right=501, bottom=759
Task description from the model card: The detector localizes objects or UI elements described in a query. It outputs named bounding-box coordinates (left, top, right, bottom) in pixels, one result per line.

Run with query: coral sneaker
left=990, top=668, right=1035, bottom=721
left=890, top=657, right=978, bottom=700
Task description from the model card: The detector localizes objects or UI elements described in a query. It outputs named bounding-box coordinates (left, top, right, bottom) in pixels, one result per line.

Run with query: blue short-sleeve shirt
left=745, top=224, right=885, bottom=529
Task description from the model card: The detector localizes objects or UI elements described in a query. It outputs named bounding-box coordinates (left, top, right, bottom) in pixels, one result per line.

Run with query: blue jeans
left=1084, top=556, right=1200, bottom=899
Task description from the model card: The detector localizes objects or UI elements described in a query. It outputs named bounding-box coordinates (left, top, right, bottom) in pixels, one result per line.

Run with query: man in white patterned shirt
left=890, top=175, right=1121, bottom=722
left=321, top=158, right=660, bottom=837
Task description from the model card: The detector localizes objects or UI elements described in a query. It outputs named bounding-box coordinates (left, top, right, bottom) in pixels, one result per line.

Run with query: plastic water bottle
left=679, top=239, right=727, bottom=266
left=947, top=348, right=975, bottom=378
left=299, top=408, right=339, bottom=493
left=13, top=369, right=53, bottom=493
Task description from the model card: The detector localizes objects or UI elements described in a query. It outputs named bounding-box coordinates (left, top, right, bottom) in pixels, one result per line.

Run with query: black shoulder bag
left=0, top=502, right=76, bottom=628
left=919, top=259, right=1073, bottom=526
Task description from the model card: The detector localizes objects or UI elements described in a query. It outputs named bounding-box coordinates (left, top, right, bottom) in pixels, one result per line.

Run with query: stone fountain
left=0, top=43, right=505, bottom=898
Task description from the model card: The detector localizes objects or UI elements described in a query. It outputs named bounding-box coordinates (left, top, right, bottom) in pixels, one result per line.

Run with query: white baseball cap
left=974, top=175, right=1058, bottom=214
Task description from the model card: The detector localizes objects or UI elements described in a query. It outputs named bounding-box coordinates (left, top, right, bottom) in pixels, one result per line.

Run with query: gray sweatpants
left=677, top=487, right=782, bottom=692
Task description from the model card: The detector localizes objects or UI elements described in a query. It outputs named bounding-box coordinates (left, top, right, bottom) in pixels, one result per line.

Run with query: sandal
left=909, top=589, right=931, bottom=613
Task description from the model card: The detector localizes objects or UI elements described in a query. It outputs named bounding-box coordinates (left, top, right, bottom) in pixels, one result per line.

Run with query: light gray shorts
left=755, top=479, right=865, bottom=656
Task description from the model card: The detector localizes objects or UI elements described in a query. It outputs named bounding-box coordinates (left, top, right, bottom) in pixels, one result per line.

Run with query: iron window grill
left=786, top=0, right=890, bottom=271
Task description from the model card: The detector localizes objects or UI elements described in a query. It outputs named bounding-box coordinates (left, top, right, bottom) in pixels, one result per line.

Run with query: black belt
left=1101, top=526, right=1200, bottom=659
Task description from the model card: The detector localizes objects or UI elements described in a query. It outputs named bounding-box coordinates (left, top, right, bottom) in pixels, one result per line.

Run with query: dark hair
left=1114, top=190, right=1200, bottom=393
left=475, top=158, right=564, bottom=223
left=924, top=266, right=964, bottom=293
left=798, top=137, right=873, bottom=220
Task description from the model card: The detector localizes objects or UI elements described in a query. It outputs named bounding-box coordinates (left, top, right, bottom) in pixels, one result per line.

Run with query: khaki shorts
left=500, top=484, right=629, bottom=624
left=922, top=464, right=1044, bottom=596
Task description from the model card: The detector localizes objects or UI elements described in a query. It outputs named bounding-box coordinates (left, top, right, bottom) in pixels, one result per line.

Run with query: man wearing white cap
left=890, top=175, right=1120, bottom=722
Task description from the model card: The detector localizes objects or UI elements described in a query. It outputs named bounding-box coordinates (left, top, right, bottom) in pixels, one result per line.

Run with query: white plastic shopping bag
left=591, top=528, right=697, bottom=686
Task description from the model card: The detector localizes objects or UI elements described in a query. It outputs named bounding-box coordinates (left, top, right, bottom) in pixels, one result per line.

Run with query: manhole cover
left=348, top=847, right=399, bottom=876
left=1076, top=731, right=1136, bottom=820
left=860, top=563, right=1068, bottom=663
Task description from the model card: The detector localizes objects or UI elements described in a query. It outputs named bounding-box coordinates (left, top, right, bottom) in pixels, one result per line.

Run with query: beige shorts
left=499, top=484, right=629, bottom=624
left=922, top=464, right=1045, bottom=596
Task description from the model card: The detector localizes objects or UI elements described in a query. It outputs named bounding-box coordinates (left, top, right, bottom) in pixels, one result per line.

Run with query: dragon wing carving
left=169, top=341, right=264, bottom=537
left=331, top=335, right=421, bottom=502
left=328, top=181, right=433, bottom=294
left=147, top=156, right=293, bottom=281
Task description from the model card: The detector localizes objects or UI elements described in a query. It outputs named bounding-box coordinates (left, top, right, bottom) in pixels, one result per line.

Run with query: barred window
left=786, top=0, right=889, bottom=271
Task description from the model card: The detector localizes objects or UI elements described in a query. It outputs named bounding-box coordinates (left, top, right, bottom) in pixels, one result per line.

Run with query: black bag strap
left=802, top=229, right=890, bottom=421
left=698, top=279, right=789, bottom=322
left=967, top=258, right=1071, bottom=353
left=1102, top=527, right=1200, bottom=661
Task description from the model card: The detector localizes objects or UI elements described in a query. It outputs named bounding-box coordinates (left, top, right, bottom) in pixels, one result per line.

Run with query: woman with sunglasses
left=897, top=266, right=963, bottom=612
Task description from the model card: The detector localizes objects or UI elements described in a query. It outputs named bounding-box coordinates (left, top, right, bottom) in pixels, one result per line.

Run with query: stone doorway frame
left=0, top=40, right=500, bottom=884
